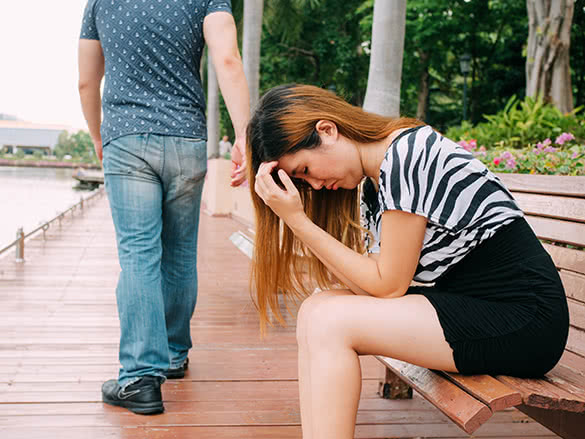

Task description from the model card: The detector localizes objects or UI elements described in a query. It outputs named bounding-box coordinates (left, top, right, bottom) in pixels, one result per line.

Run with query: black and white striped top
left=360, top=125, right=524, bottom=283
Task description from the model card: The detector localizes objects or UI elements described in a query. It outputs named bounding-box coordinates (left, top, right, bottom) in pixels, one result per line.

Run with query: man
left=78, top=0, right=249, bottom=415
left=219, top=134, right=232, bottom=157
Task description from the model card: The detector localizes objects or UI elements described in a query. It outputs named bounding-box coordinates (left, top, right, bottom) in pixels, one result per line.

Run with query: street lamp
left=459, top=53, right=472, bottom=122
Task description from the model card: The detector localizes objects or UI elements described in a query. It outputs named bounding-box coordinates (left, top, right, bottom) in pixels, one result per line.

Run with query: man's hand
left=93, top=138, right=103, bottom=163
left=230, top=136, right=247, bottom=186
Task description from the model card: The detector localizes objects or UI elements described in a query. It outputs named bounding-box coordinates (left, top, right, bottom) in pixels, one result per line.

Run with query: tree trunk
left=416, top=51, right=430, bottom=121
left=243, top=0, right=264, bottom=110
left=207, top=52, right=220, bottom=159
left=526, top=0, right=574, bottom=113
left=363, top=0, right=407, bottom=117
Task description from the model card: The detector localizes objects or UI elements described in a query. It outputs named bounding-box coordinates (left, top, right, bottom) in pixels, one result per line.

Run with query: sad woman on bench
left=246, top=84, right=569, bottom=439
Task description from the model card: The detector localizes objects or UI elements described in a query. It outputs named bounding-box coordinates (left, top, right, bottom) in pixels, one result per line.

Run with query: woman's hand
left=254, top=161, right=306, bottom=227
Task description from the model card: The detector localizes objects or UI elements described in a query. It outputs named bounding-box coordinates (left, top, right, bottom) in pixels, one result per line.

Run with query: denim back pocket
left=177, top=138, right=207, bottom=182
left=102, top=135, right=148, bottom=176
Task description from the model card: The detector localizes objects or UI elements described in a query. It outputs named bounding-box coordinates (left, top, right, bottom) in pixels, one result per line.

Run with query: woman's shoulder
left=389, top=125, right=433, bottom=148
left=381, top=125, right=437, bottom=168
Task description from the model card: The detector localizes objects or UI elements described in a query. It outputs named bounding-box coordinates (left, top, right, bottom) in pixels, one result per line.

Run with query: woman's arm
left=288, top=210, right=426, bottom=298
left=255, top=165, right=427, bottom=298
left=300, top=239, right=370, bottom=296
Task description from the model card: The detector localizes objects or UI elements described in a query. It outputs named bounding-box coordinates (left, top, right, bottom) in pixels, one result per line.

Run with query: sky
left=0, top=1, right=89, bottom=130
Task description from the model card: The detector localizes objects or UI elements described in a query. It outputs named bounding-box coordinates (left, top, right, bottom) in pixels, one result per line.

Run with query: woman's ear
left=315, top=120, right=338, bottom=140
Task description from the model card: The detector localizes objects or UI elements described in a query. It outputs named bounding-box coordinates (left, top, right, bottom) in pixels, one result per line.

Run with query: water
left=0, top=166, right=87, bottom=249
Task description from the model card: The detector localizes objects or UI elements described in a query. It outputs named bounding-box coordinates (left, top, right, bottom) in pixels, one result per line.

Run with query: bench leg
left=517, top=404, right=585, bottom=439
left=379, top=368, right=412, bottom=399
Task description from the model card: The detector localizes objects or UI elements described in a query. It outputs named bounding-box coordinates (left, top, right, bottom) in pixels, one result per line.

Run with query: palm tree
left=526, top=0, right=574, bottom=113
left=243, top=0, right=264, bottom=109
left=363, top=0, right=407, bottom=117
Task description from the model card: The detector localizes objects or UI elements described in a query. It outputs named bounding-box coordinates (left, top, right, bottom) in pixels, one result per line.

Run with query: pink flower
left=501, top=151, right=513, bottom=160
left=506, top=158, right=517, bottom=170
left=458, top=139, right=477, bottom=152
left=555, top=132, right=575, bottom=145
left=493, top=157, right=502, bottom=166
left=543, top=146, right=557, bottom=153
left=536, top=138, right=552, bottom=150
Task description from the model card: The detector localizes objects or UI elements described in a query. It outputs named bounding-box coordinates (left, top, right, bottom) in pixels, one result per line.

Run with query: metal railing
left=0, top=187, right=106, bottom=263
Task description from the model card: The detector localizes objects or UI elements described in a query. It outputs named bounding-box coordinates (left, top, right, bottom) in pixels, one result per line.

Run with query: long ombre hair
left=246, top=84, right=423, bottom=333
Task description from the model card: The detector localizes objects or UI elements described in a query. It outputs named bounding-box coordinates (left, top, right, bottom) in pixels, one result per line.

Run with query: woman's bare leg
left=296, top=290, right=456, bottom=439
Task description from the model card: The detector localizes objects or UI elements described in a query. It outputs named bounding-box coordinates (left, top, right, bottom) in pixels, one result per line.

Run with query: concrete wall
left=202, top=159, right=254, bottom=227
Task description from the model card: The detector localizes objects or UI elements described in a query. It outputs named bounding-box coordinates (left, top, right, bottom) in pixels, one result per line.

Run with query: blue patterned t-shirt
left=80, top=0, right=232, bottom=146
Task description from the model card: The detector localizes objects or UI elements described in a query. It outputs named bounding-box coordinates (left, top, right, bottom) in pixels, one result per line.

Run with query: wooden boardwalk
left=0, top=192, right=558, bottom=438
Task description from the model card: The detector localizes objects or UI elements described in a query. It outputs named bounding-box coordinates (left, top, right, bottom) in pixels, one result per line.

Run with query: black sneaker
left=164, top=357, right=189, bottom=379
left=102, top=376, right=164, bottom=415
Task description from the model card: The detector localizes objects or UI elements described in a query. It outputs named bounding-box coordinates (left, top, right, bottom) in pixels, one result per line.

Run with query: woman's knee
left=296, top=292, right=350, bottom=349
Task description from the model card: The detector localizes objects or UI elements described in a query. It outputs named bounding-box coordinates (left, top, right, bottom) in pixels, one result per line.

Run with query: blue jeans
left=102, top=134, right=207, bottom=386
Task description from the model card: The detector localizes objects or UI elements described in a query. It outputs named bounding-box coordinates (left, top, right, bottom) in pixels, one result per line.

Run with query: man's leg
left=101, top=135, right=168, bottom=414
left=160, top=137, right=207, bottom=374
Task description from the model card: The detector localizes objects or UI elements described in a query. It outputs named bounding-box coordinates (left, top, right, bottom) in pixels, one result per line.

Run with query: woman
left=246, top=84, right=569, bottom=438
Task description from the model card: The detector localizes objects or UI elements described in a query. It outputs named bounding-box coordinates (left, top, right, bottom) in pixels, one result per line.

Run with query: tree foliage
left=399, top=0, right=528, bottom=130
left=260, top=0, right=371, bottom=105
left=215, top=0, right=582, bottom=136
left=54, top=131, right=96, bottom=162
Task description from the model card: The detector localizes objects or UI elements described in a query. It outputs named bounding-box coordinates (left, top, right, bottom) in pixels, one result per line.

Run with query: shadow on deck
left=0, top=194, right=557, bottom=438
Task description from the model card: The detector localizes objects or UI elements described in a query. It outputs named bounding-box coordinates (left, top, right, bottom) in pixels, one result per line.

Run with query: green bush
left=446, top=96, right=585, bottom=149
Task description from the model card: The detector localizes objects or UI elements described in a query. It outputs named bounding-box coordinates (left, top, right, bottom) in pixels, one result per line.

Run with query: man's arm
left=78, top=39, right=105, bottom=162
left=203, top=12, right=250, bottom=186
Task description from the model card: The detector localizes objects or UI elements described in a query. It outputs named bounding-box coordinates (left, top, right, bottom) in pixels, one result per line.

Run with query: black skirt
left=407, top=217, right=569, bottom=378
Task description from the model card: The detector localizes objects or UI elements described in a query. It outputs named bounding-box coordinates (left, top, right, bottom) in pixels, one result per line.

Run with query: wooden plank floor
left=0, top=191, right=559, bottom=438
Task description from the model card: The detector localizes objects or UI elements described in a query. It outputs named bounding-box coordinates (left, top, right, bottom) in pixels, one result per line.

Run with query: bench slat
left=376, top=356, right=492, bottom=434
left=498, top=174, right=585, bottom=198
left=567, top=326, right=585, bottom=359
left=513, top=192, right=585, bottom=223
left=526, top=215, right=585, bottom=247
left=441, top=372, right=522, bottom=411
left=229, top=231, right=254, bottom=259
left=496, top=374, right=585, bottom=412
left=543, top=244, right=585, bottom=276
left=546, top=361, right=585, bottom=402
left=559, top=350, right=585, bottom=374
left=561, top=271, right=585, bottom=305
left=569, top=299, right=585, bottom=332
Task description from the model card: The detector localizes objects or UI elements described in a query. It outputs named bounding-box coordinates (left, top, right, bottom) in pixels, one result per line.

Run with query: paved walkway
left=0, top=192, right=557, bottom=438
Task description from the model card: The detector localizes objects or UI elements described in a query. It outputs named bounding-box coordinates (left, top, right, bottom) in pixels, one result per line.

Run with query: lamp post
left=459, top=53, right=471, bottom=122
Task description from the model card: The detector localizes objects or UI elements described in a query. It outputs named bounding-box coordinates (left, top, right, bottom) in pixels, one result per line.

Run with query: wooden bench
left=377, top=173, right=585, bottom=438
left=230, top=173, right=585, bottom=438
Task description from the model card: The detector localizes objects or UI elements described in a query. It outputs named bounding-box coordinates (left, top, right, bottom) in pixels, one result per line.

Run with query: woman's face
left=276, top=121, right=363, bottom=191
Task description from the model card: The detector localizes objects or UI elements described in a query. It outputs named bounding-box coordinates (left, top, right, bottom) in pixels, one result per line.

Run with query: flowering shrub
left=457, top=133, right=585, bottom=175
left=446, top=96, right=585, bottom=149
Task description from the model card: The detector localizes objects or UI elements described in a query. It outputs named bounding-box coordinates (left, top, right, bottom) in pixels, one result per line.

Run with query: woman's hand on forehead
left=257, top=161, right=279, bottom=176
left=255, top=161, right=306, bottom=227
